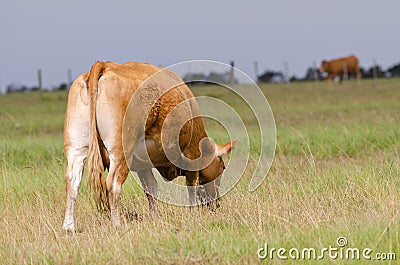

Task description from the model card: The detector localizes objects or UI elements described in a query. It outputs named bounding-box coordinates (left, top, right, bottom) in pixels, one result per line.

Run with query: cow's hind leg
left=106, top=160, right=129, bottom=226
left=137, top=169, right=158, bottom=217
left=62, top=148, right=87, bottom=231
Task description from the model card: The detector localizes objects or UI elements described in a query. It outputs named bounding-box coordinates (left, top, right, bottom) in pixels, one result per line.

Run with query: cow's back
left=326, top=55, right=359, bottom=74
left=94, top=62, right=205, bottom=170
left=344, top=55, right=359, bottom=73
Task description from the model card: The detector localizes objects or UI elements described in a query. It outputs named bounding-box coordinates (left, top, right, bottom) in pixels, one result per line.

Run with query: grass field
left=1, top=79, right=399, bottom=264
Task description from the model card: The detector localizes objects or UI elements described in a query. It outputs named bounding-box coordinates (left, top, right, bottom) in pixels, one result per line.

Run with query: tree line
left=258, top=62, right=400, bottom=83
left=3, top=61, right=400, bottom=93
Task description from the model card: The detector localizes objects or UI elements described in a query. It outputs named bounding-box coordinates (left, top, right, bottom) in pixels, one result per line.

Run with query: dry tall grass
left=1, top=79, right=399, bottom=264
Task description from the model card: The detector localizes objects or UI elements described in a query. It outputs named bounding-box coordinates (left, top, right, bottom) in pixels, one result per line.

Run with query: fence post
left=67, top=69, right=73, bottom=89
left=37, top=69, right=43, bottom=91
left=313, top=61, right=319, bottom=83
left=229, top=61, right=235, bottom=85
left=372, top=58, right=378, bottom=88
left=254, top=61, right=259, bottom=83
left=284, top=61, right=290, bottom=88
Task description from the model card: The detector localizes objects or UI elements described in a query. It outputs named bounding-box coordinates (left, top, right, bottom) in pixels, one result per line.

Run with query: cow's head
left=320, top=60, right=328, bottom=72
left=199, top=139, right=238, bottom=184
left=197, top=139, right=238, bottom=208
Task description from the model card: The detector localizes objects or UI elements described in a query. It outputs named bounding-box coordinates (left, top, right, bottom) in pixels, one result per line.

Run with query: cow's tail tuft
left=87, top=61, right=109, bottom=211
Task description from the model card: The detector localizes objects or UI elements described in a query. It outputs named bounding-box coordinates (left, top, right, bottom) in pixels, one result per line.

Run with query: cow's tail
left=87, top=61, right=109, bottom=211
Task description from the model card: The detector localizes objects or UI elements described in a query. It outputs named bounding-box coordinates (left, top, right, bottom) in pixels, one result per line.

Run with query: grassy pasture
left=0, top=79, right=399, bottom=264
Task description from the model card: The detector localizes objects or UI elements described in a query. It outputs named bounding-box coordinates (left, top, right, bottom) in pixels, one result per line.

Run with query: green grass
left=1, top=79, right=399, bottom=264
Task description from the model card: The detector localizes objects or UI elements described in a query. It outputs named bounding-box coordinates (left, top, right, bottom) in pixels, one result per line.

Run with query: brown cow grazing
left=320, top=55, right=361, bottom=82
left=62, top=61, right=237, bottom=231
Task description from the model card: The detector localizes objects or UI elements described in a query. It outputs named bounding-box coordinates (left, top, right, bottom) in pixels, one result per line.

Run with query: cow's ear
left=214, top=139, right=239, bottom=157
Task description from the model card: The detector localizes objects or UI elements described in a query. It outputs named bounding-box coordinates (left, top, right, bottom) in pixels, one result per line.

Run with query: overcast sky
left=1, top=0, right=399, bottom=88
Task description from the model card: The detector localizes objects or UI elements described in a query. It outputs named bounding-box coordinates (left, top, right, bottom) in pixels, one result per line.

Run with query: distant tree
left=359, top=67, right=369, bottom=78
left=360, top=65, right=386, bottom=79
left=303, top=67, right=324, bottom=81
left=183, top=71, right=237, bottom=85
left=6, top=84, right=19, bottom=93
left=54, top=83, right=68, bottom=91
left=6, top=84, right=43, bottom=93
left=183, top=73, right=208, bottom=85
left=208, top=72, right=231, bottom=84
left=387, top=63, right=400, bottom=77
left=258, top=70, right=284, bottom=83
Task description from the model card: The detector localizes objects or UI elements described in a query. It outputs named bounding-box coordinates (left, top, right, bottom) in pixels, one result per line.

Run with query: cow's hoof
left=111, top=215, right=121, bottom=227
left=62, top=222, right=75, bottom=233
left=206, top=200, right=220, bottom=211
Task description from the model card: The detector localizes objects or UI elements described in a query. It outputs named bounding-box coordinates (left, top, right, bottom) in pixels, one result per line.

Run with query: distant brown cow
left=320, top=55, right=361, bottom=82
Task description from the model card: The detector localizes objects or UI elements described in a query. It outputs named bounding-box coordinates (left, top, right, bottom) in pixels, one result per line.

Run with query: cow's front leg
left=185, top=171, right=199, bottom=207
left=137, top=168, right=158, bottom=217
left=204, top=178, right=221, bottom=210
